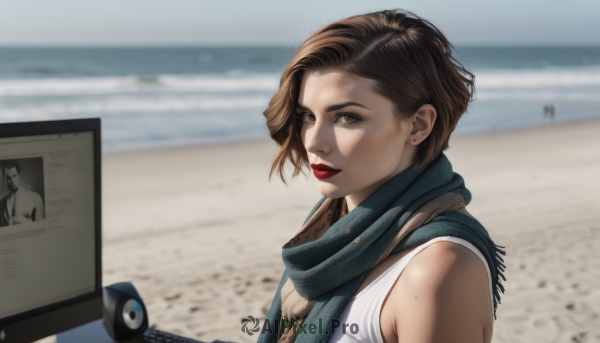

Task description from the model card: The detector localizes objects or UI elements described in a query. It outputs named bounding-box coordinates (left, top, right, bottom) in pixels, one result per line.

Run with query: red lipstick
left=310, top=163, right=341, bottom=180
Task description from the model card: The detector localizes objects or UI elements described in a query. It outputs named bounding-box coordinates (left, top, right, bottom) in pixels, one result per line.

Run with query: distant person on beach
left=0, top=160, right=45, bottom=227
left=258, top=9, right=504, bottom=343
left=543, top=104, right=556, bottom=122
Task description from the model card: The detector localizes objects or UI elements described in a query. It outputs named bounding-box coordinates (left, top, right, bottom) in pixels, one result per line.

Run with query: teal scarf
left=256, top=153, right=505, bottom=343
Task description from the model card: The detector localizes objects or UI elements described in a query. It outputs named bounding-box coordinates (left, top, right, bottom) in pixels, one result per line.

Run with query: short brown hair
left=264, top=9, right=475, bottom=184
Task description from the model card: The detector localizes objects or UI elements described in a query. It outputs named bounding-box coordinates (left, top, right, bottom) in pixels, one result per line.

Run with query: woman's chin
left=316, top=183, right=347, bottom=199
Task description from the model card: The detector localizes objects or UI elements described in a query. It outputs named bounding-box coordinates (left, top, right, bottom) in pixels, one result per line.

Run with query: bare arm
left=32, top=192, right=45, bottom=221
left=393, top=241, right=493, bottom=343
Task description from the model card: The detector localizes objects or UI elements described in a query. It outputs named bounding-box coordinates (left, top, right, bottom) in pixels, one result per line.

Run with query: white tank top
left=328, top=236, right=494, bottom=343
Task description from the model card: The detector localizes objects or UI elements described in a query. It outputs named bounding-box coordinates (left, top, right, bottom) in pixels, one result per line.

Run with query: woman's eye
left=297, top=112, right=360, bottom=124
left=299, top=112, right=315, bottom=121
left=338, top=113, right=359, bottom=123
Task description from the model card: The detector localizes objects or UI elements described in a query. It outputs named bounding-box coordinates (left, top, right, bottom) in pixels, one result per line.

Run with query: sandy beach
left=101, top=118, right=600, bottom=343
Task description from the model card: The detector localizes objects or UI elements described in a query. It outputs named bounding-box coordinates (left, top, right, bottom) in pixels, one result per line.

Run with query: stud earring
left=412, top=138, right=417, bottom=144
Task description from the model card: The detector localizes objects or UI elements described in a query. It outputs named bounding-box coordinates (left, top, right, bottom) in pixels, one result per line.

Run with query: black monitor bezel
left=0, top=118, right=103, bottom=342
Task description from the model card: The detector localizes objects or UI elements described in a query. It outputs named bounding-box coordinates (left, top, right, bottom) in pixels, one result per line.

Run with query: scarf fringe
left=490, top=241, right=506, bottom=319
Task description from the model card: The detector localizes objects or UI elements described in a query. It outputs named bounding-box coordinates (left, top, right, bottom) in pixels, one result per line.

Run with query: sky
left=0, top=0, right=598, bottom=46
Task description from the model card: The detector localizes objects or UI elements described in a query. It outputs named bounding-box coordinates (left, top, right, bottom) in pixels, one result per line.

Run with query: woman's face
left=298, top=68, right=418, bottom=211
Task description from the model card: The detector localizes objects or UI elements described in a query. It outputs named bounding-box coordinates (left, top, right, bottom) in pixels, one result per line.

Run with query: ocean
left=0, top=46, right=598, bottom=153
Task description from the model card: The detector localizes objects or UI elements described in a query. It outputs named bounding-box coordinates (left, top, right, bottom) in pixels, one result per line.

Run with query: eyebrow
left=296, top=101, right=370, bottom=112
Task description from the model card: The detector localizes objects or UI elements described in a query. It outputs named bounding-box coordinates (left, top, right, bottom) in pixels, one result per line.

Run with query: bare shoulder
left=403, top=241, right=488, bottom=286
left=26, top=189, right=43, bottom=203
left=390, top=240, right=493, bottom=343
left=33, top=191, right=43, bottom=203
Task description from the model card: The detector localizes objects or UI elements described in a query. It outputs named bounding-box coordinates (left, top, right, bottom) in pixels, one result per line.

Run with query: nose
left=303, top=117, right=333, bottom=156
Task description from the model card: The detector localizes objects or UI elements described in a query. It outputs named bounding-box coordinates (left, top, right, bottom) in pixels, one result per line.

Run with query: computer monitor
left=0, top=118, right=102, bottom=343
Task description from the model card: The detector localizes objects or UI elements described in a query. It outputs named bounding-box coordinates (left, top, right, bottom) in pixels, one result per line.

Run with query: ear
left=407, top=104, right=437, bottom=144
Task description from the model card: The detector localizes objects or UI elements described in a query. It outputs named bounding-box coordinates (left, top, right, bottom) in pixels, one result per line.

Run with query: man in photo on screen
left=0, top=160, right=45, bottom=227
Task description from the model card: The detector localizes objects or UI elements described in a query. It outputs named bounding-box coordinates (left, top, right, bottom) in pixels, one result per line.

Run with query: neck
left=345, top=147, right=417, bottom=212
left=345, top=178, right=388, bottom=212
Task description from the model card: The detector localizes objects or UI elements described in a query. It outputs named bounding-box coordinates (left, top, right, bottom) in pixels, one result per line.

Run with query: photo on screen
left=0, top=157, right=46, bottom=228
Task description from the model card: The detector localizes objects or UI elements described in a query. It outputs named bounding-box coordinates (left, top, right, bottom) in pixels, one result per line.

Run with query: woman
left=258, top=9, right=505, bottom=343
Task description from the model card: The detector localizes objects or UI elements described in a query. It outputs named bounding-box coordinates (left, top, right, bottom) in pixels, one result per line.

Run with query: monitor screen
left=0, top=131, right=97, bottom=320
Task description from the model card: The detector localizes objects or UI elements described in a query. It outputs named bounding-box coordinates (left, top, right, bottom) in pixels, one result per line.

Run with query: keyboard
left=142, top=326, right=236, bottom=343
left=142, top=327, right=206, bottom=343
